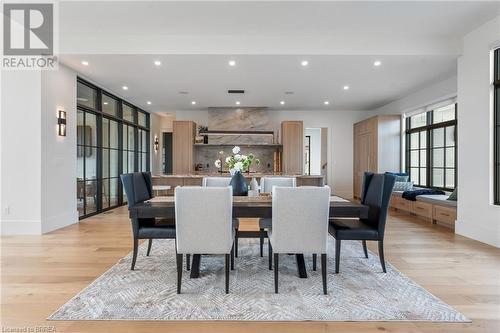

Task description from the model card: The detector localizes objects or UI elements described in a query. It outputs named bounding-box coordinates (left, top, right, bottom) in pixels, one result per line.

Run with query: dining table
left=129, top=195, right=368, bottom=279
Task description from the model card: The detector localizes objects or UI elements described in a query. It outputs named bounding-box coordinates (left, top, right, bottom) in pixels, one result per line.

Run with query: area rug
left=48, top=237, right=468, bottom=321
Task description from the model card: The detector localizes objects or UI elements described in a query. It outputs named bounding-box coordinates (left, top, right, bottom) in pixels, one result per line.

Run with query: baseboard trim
left=0, top=219, right=42, bottom=235
left=41, top=210, right=79, bottom=234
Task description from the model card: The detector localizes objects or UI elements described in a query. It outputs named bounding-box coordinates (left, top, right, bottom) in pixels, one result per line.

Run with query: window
left=494, top=49, right=500, bottom=205
left=406, top=103, right=457, bottom=191
left=76, top=78, right=150, bottom=219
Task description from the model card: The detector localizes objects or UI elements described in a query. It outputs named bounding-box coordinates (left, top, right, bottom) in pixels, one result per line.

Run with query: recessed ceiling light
left=81, top=60, right=89, bottom=66
left=374, top=60, right=382, bottom=67
left=147, top=101, right=152, bottom=105
left=228, top=60, right=236, bottom=66
left=122, top=86, right=128, bottom=90
left=191, top=101, right=196, bottom=105
left=301, top=60, right=309, bottom=67
left=154, top=60, right=161, bottom=66
left=103, top=102, right=108, bottom=105
left=235, top=101, right=241, bottom=105
left=280, top=101, right=285, bottom=105
left=343, top=85, right=350, bottom=90
left=324, top=101, right=330, bottom=105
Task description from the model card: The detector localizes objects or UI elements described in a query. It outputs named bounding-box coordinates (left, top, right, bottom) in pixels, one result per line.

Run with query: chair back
left=120, top=172, right=153, bottom=208
left=202, top=177, right=232, bottom=187
left=271, top=186, right=330, bottom=254
left=175, top=187, right=233, bottom=254
left=260, top=177, right=296, bottom=193
left=360, top=172, right=396, bottom=237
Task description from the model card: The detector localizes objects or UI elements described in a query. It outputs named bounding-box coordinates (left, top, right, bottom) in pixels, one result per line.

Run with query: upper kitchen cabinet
left=281, top=121, right=304, bottom=175
left=353, top=115, right=401, bottom=198
left=173, top=121, right=196, bottom=174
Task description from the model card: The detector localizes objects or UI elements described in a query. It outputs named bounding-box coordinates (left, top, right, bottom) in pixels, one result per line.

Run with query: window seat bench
left=390, top=191, right=456, bottom=230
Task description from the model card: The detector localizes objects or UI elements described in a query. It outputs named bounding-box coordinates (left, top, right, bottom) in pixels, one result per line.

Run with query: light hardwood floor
left=1, top=206, right=499, bottom=333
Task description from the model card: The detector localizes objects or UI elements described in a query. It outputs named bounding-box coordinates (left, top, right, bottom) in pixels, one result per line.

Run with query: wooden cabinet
left=172, top=121, right=196, bottom=174
left=412, top=201, right=433, bottom=220
left=433, top=205, right=457, bottom=227
left=353, top=115, right=401, bottom=198
left=281, top=121, right=304, bottom=175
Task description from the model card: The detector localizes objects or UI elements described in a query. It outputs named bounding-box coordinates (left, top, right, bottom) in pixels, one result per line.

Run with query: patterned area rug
left=49, top=237, right=468, bottom=321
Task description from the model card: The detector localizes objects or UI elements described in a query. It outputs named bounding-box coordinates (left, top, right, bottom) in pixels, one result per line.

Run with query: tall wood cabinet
left=281, top=121, right=304, bottom=175
left=353, top=115, right=401, bottom=198
left=172, top=121, right=196, bottom=174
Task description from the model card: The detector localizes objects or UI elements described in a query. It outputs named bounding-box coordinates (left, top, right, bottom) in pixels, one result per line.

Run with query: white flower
left=214, top=159, right=221, bottom=168
left=232, top=146, right=240, bottom=154
left=233, top=161, right=243, bottom=171
left=225, top=156, right=232, bottom=163
left=240, top=155, right=247, bottom=161
left=234, top=154, right=241, bottom=161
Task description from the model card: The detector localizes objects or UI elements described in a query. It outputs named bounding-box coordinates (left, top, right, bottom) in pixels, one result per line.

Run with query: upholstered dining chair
left=175, top=186, right=235, bottom=294
left=120, top=172, right=177, bottom=270
left=258, top=177, right=296, bottom=257
left=329, top=172, right=396, bottom=273
left=202, top=176, right=241, bottom=257
left=268, top=186, right=331, bottom=294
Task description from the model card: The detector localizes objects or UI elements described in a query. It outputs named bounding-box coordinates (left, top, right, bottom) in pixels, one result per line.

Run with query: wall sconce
left=58, top=110, right=67, bottom=136
left=154, top=135, right=159, bottom=152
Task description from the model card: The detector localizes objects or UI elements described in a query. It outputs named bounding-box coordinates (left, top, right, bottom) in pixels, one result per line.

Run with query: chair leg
left=235, top=228, right=239, bottom=258
left=362, top=240, right=368, bottom=258
left=321, top=253, right=327, bottom=295
left=335, top=239, right=341, bottom=274
left=312, top=254, right=317, bottom=271
left=225, top=253, right=230, bottom=294
left=274, top=253, right=279, bottom=293
left=186, top=254, right=191, bottom=271
left=268, top=242, right=273, bottom=270
left=259, top=228, right=264, bottom=257
left=176, top=253, right=183, bottom=294
left=230, top=244, right=235, bottom=270
left=378, top=240, right=387, bottom=273
left=146, top=239, right=153, bottom=256
left=131, top=238, right=138, bottom=270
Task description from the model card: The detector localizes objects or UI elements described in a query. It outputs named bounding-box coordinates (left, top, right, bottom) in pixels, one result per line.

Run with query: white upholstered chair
left=268, top=186, right=331, bottom=294
left=258, top=177, right=296, bottom=256
left=175, top=186, right=235, bottom=294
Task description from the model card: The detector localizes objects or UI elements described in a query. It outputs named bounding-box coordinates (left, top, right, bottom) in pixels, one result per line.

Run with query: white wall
left=1, top=71, right=43, bottom=235
left=175, top=109, right=371, bottom=198
left=305, top=128, right=322, bottom=175
left=0, top=65, right=78, bottom=235
left=41, top=65, right=78, bottom=233
left=456, top=16, right=500, bottom=248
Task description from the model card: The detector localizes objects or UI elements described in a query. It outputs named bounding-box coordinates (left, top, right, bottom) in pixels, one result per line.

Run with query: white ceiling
left=58, top=1, right=500, bottom=111
left=62, top=54, right=457, bottom=111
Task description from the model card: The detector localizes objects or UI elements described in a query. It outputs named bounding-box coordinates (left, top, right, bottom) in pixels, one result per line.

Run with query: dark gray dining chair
left=121, top=172, right=177, bottom=270
left=329, top=172, right=396, bottom=273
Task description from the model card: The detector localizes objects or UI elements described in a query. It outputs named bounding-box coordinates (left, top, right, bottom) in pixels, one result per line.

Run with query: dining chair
left=175, top=186, right=235, bottom=294
left=329, top=172, right=396, bottom=273
left=202, top=177, right=241, bottom=257
left=268, top=186, right=330, bottom=294
left=258, top=177, right=296, bottom=257
left=120, top=172, right=177, bottom=270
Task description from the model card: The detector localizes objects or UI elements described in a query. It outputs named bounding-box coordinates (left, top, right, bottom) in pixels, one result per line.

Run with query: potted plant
left=215, top=146, right=260, bottom=196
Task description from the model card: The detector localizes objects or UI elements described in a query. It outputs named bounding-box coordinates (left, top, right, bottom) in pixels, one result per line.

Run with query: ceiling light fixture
left=324, top=101, right=330, bottom=105
left=81, top=60, right=89, bottom=66
left=301, top=60, right=309, bottom=67
left=154, top=60, right=161, bottom=66
left=374, top=60, right=382, bottom=67
left=343, top=85, right=350, bottom=90
left=103, top=102, right=108, bottom=105
left=235, top=101, right=241, bottom=105
left=147, top=101, right=152, bottom=105
left=228, top=60, right=236, bottom=66
left=191, top=101, right=196, bottom=105
left=122, top=86, right=128, bottom=90
left=280, top=101, right=285, bottom=105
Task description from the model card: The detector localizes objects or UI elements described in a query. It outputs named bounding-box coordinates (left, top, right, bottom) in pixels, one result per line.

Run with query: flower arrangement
left=214, top=146, right=260, bottom=174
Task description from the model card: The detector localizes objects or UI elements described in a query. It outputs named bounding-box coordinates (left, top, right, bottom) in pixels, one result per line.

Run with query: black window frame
left=494, top=48, right=500, bottom=205
left=76, top=77, right=150, bottom=219
left=405, top=103, right=457, bottom=192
